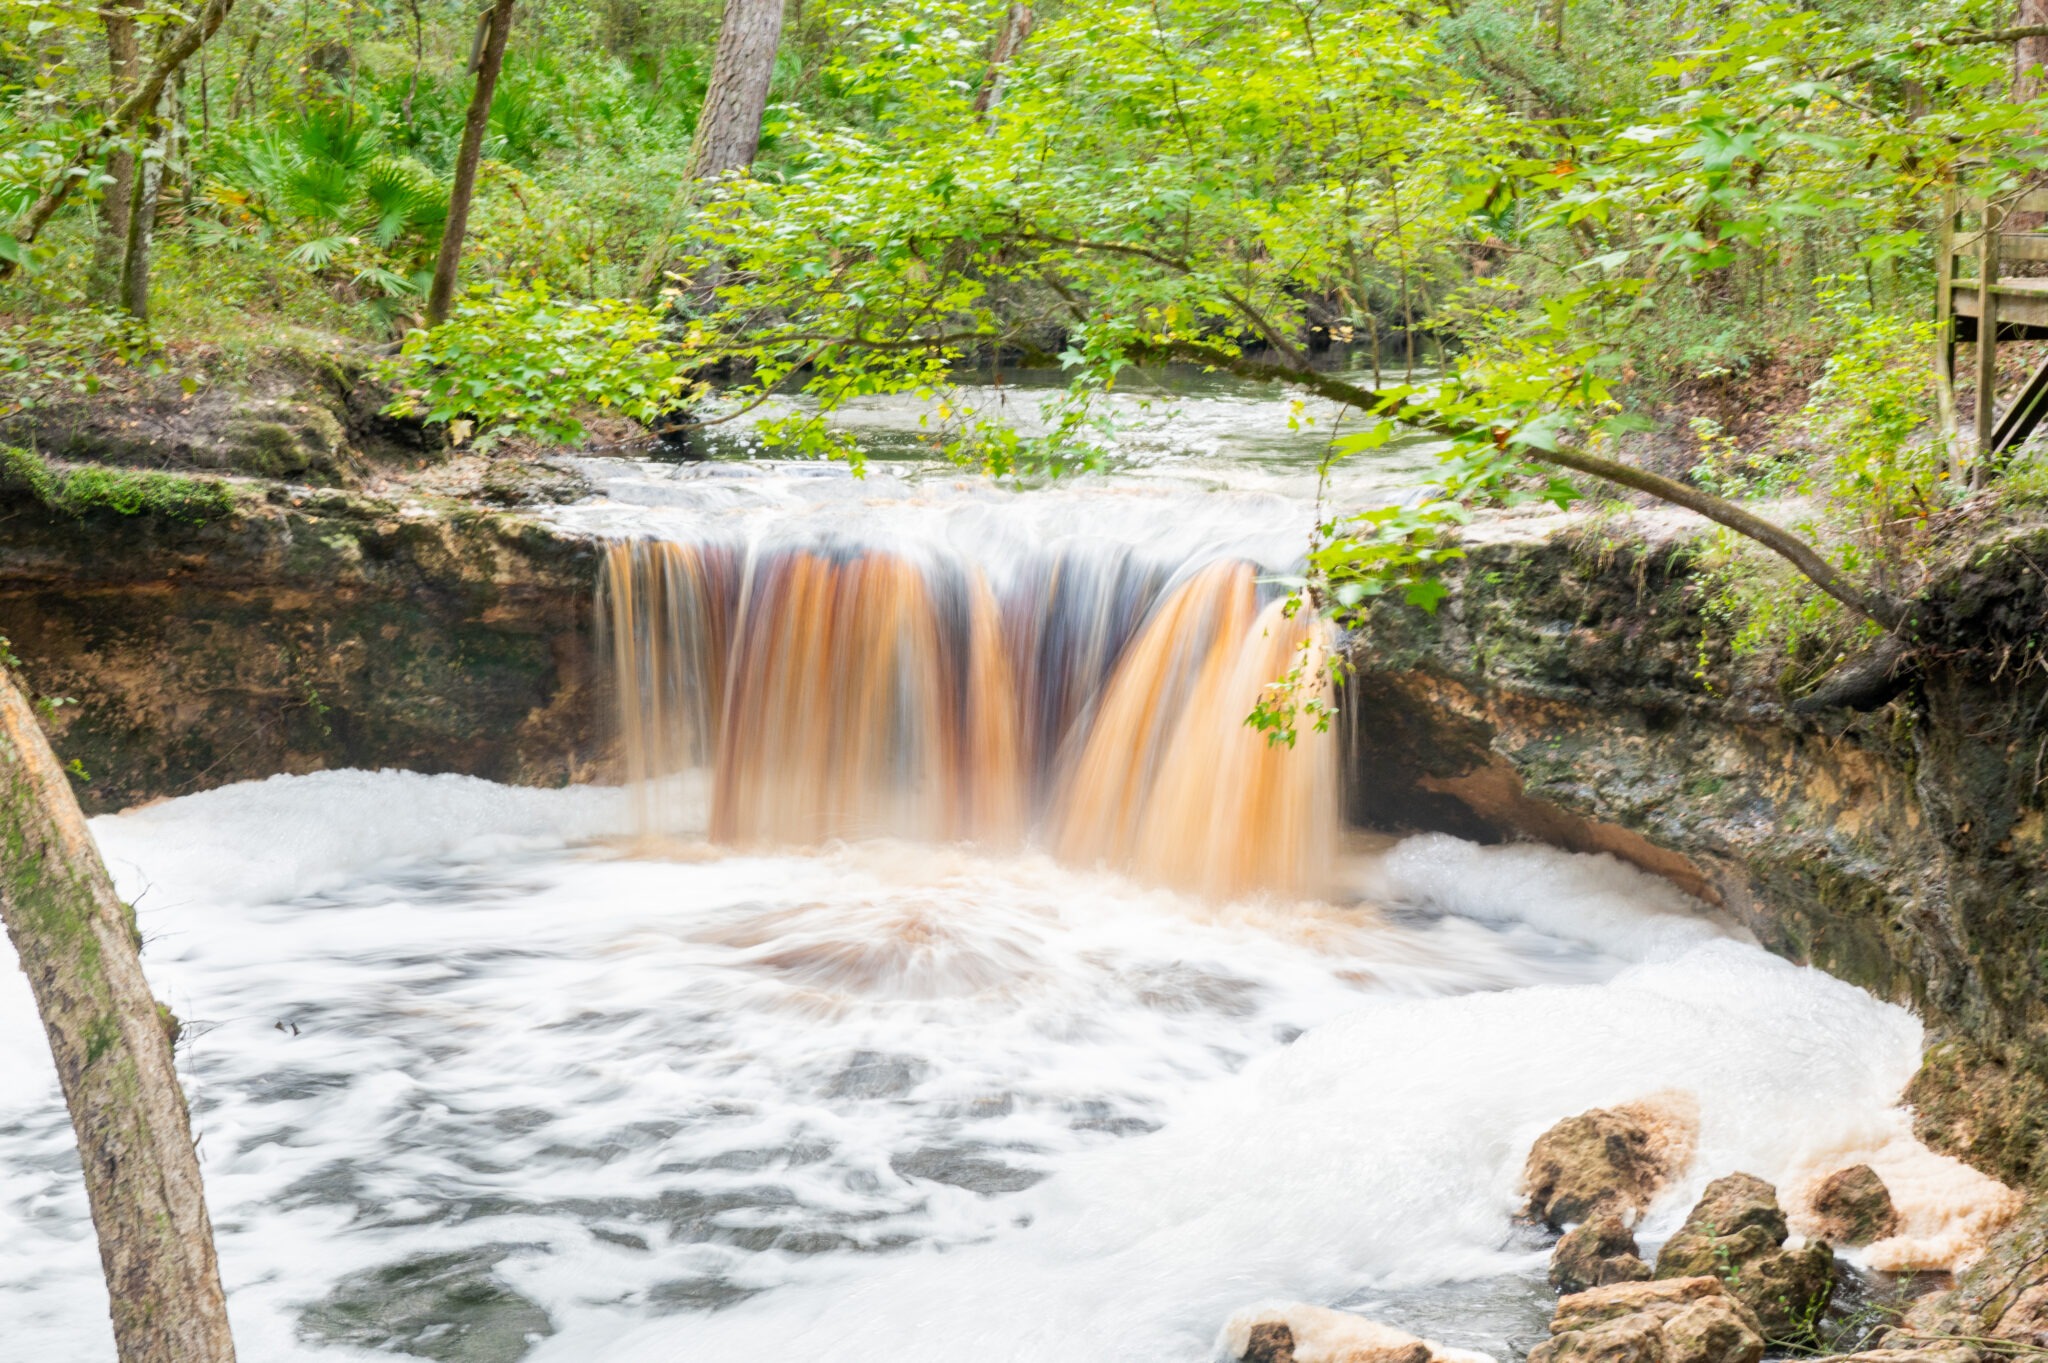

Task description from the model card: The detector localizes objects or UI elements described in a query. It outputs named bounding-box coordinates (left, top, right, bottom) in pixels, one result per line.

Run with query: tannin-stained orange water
left=598, top=539, right=1336, bottom=898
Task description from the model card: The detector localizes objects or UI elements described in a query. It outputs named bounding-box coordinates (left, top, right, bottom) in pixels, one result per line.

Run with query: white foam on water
left=0, top=771, right=2007, bottom=1362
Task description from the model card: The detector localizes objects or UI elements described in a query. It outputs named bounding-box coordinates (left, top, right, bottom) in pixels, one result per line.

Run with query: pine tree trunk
left=0, top=667, right=236, bottom=1362
left=687, top=0, right=785, bottom=180
left=424, top=0, right=517, bottom=327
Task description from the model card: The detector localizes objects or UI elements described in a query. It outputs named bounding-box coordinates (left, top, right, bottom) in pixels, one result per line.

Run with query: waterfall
left=598, top=538, right=1338, bottom=898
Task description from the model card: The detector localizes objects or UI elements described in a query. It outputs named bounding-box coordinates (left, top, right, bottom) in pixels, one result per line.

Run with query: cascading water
left=597, top=540, right=1336, bottom=899
left=0, top=379, right=2021, bottom=1362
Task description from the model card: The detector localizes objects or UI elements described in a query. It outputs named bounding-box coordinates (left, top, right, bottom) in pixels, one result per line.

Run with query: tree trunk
left=118, top=127, right=162, bottom=321
left=423, top=0, right=517, bottom=327
left=2019, top=0, right=2048, bottom=103
left=973, top=4, right=1034, bottom=116
left=0, top=667, right=236, bottom=1362
left=2014, top=0, right=2048, bottom=231
left=92, top=0, right=143, bottom=299
left=0, top=0, right=237, bottom=278
left=686, top=0, right=785, bottom=180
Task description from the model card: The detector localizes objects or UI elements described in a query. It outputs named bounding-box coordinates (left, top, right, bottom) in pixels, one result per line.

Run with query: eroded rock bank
left=1342, top=514, right=2048, bottom=1198
left=0, top=484, right=604, bottom=812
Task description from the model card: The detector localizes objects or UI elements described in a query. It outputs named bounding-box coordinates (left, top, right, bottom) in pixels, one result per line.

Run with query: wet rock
left=1216, top=1303, right=1488, bottom=1363
left=1808, top=1165, right=1901, bottom=1245
left=1535, top=1278, right=1763, bottom=1363
left=1522, top=1101, right=1694, bottom=1230
left=1674, top=1173, right=1787, bottom=1243
left=298, top=1245, right=554, bottom=1362
left=1550, top=1276, right=1731, bottom=1334
left=480, top=457, right=592, bottom=506
left=1826, top=1350, right=1984, bottom=1363
left=1659, top=1296, right=1768, bottom=1363
left=1551, top=1213, right=1653, bottom=1293
left=1243, top=1320, right=1297, bottom=1363
left=1654, top=1223, right=1779, bottom=1279
left=1529, top=1313, right=1666, bottom=1363
left=1654, top=1175, right=1833, bottom=1342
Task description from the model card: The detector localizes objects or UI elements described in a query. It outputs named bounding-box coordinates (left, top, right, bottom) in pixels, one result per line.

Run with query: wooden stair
left=1937, top=188, right=2048, bottom=461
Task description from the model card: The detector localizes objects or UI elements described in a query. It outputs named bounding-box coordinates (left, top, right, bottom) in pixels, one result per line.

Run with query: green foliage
left=0, top=307, right=180, bottom=416
left=380, top=281, right=699, bottom=446
left=0, top=444, right=237, bottom=521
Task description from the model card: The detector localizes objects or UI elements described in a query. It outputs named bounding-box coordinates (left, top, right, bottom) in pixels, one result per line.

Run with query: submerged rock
left=1216, top=1303, right=1493, bottom=1363
left=1522, top=1099, right=1696, bottom=1230
left=1534, top=1276, right=1763, bottom=1363
left=298, top=1245, right=554, bottom=1362
left=1654, top=1174, right=1833, bottom=1342
left=1550, top=1213, right=1653, bottom=1293
left=1808, top=1165, right=1901, bottom=1245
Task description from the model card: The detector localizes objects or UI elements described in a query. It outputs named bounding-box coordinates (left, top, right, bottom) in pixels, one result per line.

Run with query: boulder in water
left=1654, top=1174, right=1834, bottom=1342
left=1216, top=1303, right=1493, bottom=1363
left=1521, top=1098, right=1697, bottom=1230
left=1534, top=1276, right=1763, bottom=1363
left=1807, top=1165, right=1901, bottom=1245
left=1550, top=1213, right=1653, bottom=1293
left=1674, top=1173, right=1788, bottom=1243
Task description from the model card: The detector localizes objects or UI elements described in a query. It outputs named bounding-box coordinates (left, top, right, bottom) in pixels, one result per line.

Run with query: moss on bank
left=0, top=445, right=237, bottom=522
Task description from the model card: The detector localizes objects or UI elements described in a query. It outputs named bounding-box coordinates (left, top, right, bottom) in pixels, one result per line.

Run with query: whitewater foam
left=0, top=771, right=2010, bottom=1363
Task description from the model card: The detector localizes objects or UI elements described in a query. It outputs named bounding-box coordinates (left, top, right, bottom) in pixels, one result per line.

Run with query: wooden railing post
left=1936, top=184, right=1959, bottom=452
left=1976, top=198, right=2003, bottom=466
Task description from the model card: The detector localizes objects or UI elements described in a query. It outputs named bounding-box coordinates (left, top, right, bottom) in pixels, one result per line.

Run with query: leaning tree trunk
left=686, top=0, right=785, bottom=180
left=423, top=0, right=517, bottom=326
left=0, top=667, right=236, bottom=1362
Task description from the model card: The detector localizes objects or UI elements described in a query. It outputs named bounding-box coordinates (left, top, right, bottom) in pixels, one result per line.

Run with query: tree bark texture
left=687, top=0, right=785, bottom=179
left=118, top=128, right=162, bottom=320
left=973, top=4, right=1034, bottom=115
left=93, top=0, right=143, bottom=297
left=2019, top=0, right=2048, bottom=103
left=0, top=667, right=236, bottom=1362
left=0, top=0, right=235, bottom=277
left=424, top=0, right=518, bottom=327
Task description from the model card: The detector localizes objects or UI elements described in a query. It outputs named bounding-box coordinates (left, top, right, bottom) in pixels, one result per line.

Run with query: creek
left=0, top=369, right=2012, bottom=1361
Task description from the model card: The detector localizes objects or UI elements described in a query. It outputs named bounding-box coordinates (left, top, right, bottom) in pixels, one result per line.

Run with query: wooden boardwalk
left=1937, top=188, right=2048, bottom=460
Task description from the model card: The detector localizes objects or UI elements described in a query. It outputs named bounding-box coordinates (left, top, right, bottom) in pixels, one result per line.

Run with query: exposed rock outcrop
left=1653, top=1175, right=1833, bottom=1342
left=1533, top=1276, right=1763, bottom=1363
left=1522, top=1099, right=1697, bottom=1230
left=1343, top=517, right=2048, bottom=1192
left=2, top=350, right=438, bottom=487
left=1216, top=1304, right=1491, bottom=1363
left=0, top=485, right=604, bottom=810
left=1807, top=1165, right=1901, bottom=1246
left=1551, top=1213, right=1653, bottom=1293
